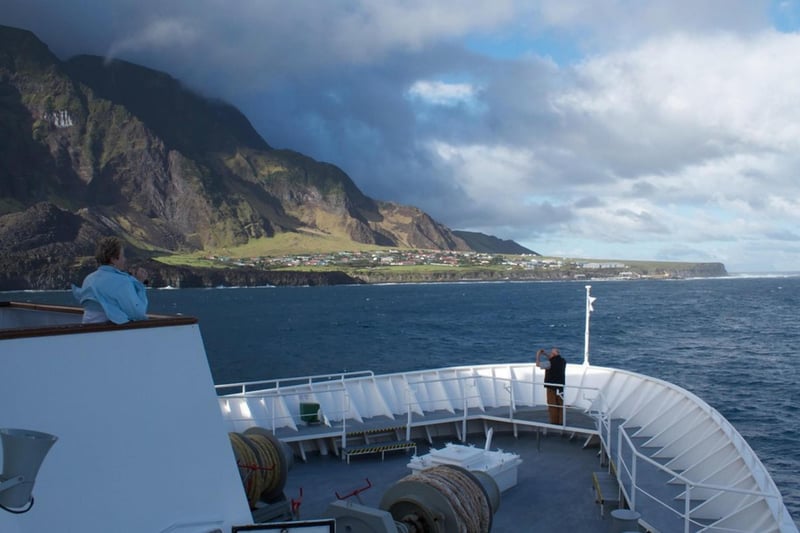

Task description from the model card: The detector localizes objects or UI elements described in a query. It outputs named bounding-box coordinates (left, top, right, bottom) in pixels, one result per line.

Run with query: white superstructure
left=0, top=302, right=252, bottom=533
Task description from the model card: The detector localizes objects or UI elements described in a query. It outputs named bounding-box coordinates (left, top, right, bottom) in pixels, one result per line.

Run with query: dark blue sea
left=7, top=276, right=799, bottom=523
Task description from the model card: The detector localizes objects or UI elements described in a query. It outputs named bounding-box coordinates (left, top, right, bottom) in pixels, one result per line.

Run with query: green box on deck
left=300, top=402, right=320, bottom=423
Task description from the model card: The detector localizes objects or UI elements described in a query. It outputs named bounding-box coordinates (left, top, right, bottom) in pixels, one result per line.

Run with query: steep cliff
left=0, top=27, right=470, bottom=250
left=0, top=25, right=480, bottom=288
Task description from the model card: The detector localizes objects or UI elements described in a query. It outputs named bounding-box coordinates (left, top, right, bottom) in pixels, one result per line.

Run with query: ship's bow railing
left=615, top=426, right=787, bottom=533
left=588, top=369, right=794, bottom=533
left=216, top=363, right=604, bottom=449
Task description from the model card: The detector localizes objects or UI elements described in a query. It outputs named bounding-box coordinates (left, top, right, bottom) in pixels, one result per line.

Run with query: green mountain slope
left=0, top=25, right=482, bottom=258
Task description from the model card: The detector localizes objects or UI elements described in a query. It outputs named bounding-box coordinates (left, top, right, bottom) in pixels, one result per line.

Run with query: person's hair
left=95, top=236, right=123, bottom=265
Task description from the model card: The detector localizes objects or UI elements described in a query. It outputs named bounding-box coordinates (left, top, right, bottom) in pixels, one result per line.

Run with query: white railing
left=219, top=366, right=602, bottom=445
left=405, top=375, right=483, bottom=442
left=614, top=426, right=783, bottom=533
left=220, top=385, right=351, bottom=435
left=588, top=376, right=788, bottom=533
left=589, top=387, right=613, bottom=465
left=215, top=370, right=374, bottom=395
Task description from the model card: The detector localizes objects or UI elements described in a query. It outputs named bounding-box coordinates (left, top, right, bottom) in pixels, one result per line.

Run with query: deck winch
left=380, top=464, right=499, bottom=533
left=327, top=464, right=499, bottom=533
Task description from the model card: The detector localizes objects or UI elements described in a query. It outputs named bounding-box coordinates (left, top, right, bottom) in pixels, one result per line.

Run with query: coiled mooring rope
left=248, top=432, right=284, bottom=498
left=409, top=465, right=491, bottom=533
left=229, top=431, right=283, bottom=508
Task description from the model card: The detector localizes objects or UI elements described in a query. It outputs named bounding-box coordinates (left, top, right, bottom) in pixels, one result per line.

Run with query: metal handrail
left=215, top=370, right=375, bottom=395
left=580, top=383, right=788, bottom=533
left=223, top=368, right=602, bottom=436
left=614, top=418, right=783, bottom=533
left=221, top=385, right=350, bottom=432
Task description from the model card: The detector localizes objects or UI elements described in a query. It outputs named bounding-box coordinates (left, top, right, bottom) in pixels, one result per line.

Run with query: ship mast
left=583, top=285, right=596, bottom=366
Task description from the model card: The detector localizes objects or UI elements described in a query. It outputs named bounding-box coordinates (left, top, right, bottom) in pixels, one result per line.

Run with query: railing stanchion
left=508, top=385, right=514, bottom=420
left=271, top=396, right=275, bottom=433
left=341, top=392, right=348, bottom=452
left=406, top=386, right=412, bottom=442
left=631, top=450, right=637, bottom=510
left=462, top=392, right=468, bottom=443
left=684, top=484, right=691, bottom=533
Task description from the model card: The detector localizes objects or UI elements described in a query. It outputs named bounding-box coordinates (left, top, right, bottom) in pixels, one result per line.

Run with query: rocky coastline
left=0, top=256, right=727, bottom=292
left=0, top=259, right=364, bottom=292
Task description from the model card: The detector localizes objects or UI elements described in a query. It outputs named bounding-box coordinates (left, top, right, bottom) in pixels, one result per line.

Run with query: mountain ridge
left=0, top=24, right=539, bottom=289
left=0, top=25, right=727, bottom=291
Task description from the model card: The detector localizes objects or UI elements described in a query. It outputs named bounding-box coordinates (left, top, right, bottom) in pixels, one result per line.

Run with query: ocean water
left=7, top=275, right=799, bottom=523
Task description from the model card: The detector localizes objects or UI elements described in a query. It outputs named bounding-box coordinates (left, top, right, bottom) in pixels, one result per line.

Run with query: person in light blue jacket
left=72, top=236, right=149, bottom=324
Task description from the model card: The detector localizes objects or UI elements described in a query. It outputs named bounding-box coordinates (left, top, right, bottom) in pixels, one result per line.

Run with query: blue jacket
left=72, top=265, right=149, bottom=324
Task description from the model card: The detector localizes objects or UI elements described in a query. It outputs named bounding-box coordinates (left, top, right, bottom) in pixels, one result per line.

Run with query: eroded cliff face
left=660, top=264, right=728, bottom=278
left=0, top=26, right=478, bottom=274
left=0, top=202, right=102, bottom=290
left=374, top=202, right=471, bottom=251
left=0, top=202, right=364, bottom=290
left=138, top=261, right=364, bottom=289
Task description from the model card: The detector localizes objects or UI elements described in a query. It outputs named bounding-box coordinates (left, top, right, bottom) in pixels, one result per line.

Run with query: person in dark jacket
left=536, top=347, right=567, bottom=425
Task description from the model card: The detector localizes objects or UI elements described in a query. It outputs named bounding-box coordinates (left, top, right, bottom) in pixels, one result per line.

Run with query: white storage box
left=407, top=443, right=522, bottom=492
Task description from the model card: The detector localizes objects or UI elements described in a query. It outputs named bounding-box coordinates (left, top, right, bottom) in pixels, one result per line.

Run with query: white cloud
left=407, top=81, right=478, bottom=106
left=473, top=30, right=800, bottom=270
left=106, top=18, right=198, bottom=60
left=558, top=32, right=800, bottom=150
left=428, top=141, right=566, bottom=218
left=327, top=0, right=517, bottom=59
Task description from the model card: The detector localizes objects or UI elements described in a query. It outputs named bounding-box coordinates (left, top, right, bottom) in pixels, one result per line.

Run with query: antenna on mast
left=583, top=285, right=597, bottom=366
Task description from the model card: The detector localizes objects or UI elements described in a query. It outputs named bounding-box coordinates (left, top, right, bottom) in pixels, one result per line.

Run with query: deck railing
left=215, top=370, right=374, bottom=395
left=615, top=425, right=783, bottom=533
left=217, top=364, right=602, bottom=447
left=589, top=376, right=788, bottom=533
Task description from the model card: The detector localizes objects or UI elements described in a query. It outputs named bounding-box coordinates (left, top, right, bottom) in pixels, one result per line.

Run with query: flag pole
left=583, top=285, right=596, bottom=366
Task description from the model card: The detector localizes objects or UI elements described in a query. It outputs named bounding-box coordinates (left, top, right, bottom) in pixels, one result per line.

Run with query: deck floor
left=277, top=428, right=624, bottom=533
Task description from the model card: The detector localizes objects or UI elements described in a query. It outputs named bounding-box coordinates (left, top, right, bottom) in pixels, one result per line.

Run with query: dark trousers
left=546, top=387, right=563, bottom=425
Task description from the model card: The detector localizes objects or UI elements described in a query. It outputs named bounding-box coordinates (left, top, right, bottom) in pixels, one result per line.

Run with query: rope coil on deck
left=229, top=430, right=287, bottom=508
left=412, top=466, right=490, bottom=533
left=380, top=464, right=496, bottom=533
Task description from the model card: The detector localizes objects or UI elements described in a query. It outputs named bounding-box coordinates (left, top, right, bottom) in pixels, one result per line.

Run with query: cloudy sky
left=4, top=1, right=800, bottom=272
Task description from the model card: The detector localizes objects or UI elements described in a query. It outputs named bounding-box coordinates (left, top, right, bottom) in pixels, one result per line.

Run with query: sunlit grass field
left=152, top=232, right=713, bottom=277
